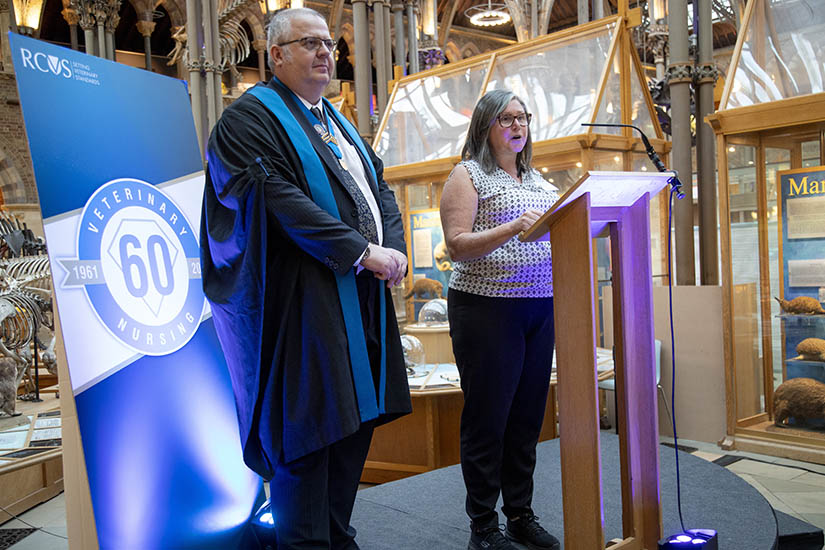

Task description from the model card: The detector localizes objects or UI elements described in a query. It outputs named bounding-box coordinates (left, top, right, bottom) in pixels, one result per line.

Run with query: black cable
left=0, top=501, right=69, bottom=539
left=667, top=184, right=687, bottom=534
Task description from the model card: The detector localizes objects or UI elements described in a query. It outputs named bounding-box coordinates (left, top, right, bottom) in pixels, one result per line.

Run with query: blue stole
left=248, top=82, right=387, bottom=421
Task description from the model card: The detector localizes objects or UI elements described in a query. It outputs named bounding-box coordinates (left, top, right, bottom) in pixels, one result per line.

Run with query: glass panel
left=765, top=148, right=790, bottom=395
left=726, top=1, right=825, bottom=109
left=728, top=144, right=765, bottom=419
left=407, top=183, right=432, bottom=210
left=375, top=62, right=489, bottom=167
left=629, top=62, right=656, bottom=138
left=802, top=140, right=821, bottom=167
left=592, top=60, right=623, bottom=136
left=485, top=23, right=617, bottom=141
left=542, top=164, right=584, bottom=195
left=631, top=154, right=667, bottom=284
left=592, top=150, right=625, bottom=170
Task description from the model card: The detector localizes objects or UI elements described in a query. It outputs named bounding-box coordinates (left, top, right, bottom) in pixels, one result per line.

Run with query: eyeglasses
left=278, top=36, right=337, bottom=54
left=496, top=112, right=532, bottom=128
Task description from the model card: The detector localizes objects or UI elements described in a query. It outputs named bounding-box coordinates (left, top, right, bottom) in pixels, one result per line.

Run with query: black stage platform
left=351, top=433, right=784, bottom=549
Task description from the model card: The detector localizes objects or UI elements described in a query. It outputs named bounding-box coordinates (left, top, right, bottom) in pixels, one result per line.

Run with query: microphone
left=581, top=122, right=684, bottom=199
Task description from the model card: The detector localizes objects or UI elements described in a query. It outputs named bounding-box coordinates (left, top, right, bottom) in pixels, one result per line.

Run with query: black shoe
left=468, top=525, right=517, bottom=550
left=505, top=515, right=560, bottom=550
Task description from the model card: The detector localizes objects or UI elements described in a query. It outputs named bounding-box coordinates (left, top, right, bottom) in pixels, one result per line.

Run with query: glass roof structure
left=374, top=15, right=663, bottom=169
left=721, top=0, right=825, bottom=110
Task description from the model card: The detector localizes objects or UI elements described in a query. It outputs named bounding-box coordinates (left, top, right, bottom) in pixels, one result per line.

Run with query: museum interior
left=1, top=0, right=825, bottom=549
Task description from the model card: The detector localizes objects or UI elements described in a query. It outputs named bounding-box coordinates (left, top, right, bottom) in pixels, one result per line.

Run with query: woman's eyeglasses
left=496, top=113, right=532, bottom=128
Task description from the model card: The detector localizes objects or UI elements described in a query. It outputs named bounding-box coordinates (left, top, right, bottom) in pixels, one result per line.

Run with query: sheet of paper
left=413, top=228, right=434, bottom=268
left=787, top=195, right=825, bottom=239
left=789, top=259, right=825, bottom=287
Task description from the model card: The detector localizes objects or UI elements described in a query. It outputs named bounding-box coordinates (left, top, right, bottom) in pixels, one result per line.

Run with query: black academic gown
left=201, top=79, right=411, bottom=479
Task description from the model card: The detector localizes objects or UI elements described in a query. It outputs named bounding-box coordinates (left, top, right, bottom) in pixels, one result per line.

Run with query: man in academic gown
left=200, top=7, right=411, bottom=549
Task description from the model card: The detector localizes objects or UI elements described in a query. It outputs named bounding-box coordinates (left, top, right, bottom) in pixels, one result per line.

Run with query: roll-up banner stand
left=9, top=33, right=264, bottom=549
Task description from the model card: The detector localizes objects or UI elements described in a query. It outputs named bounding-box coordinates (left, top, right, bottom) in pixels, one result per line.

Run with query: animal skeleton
left=0, top=213, right=55, bottom=416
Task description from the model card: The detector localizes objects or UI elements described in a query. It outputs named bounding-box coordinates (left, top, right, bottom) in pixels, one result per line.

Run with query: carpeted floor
left=352, top=432, right=781, bottom=549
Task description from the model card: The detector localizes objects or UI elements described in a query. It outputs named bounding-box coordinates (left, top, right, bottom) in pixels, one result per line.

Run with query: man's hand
left=361, top=244, right=407, bottom=288
left=386, top=248, right=407, bottom=288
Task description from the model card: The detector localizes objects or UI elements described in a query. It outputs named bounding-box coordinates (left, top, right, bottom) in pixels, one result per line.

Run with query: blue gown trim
left=247, top=83, right=386, bottom=420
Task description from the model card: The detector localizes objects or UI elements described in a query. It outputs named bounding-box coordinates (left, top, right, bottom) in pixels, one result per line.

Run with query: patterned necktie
left=310, top=106, right=326, bottom=132
left=311, top=106, right=379, bottom=244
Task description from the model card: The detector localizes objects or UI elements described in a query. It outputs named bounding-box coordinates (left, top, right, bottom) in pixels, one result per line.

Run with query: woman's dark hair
left=461, top=89, right=533, bottom=176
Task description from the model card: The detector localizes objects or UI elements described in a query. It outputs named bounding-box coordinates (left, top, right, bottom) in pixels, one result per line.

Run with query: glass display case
left=373, top=15, right=671, bottom=323
left=707, top=0, right=825, bottom=462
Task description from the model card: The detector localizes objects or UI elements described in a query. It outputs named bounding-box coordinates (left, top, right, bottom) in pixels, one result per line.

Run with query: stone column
left=201, top=0, right=219, bottom=131
left=650, top=27, right=668, bottom=81
left=103, top=1, right=120, bottom=61
left=73, top=1, right=97, bottom=56
left=667, top=0, right=695, bottom=285
left=695, top=0, right=718, bottom=285
left=94, top=1, right=107, bottom=60
left=593, top=0, right=604, bottom=19
left=136, top=19, right=155, bottom=71
left=208, top=0, right=222, bottom=120
left=392, top=1, right=405, bottom=75
left=352, top=0, right=372, bottom=135
left=383, top=1, right=392, bottom=78
left=252, top=39, right=267, bottom=82
left=185, top=0, right=205, bottom=155
left=62, top=7, right=80, bottom=51
left=373, top=0, right=388, bottom=118
left=1, top=0, right=12, bottom=70
left=578, top=0, right=588, bottom=25
left=406, top=0, right=418, bottom=74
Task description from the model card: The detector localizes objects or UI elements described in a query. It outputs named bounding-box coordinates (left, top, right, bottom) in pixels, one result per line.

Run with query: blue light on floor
left=253, top=499, right=274, bottom=527
left=251, top=499, right=277, bottom=549
left=658, top=529, right=718, bottom=549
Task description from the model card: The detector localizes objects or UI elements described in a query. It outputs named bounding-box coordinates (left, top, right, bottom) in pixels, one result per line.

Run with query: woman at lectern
left=440, top=89, right=560, bottom=550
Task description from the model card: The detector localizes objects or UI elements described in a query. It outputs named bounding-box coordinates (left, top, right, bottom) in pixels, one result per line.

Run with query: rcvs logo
left=19, top=48, right=72, bottom=78
left=59, top=179, right=204, bottom=356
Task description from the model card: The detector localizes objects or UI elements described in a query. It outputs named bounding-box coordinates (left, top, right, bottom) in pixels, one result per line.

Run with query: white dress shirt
left=297, top=95, right=383, bottom=247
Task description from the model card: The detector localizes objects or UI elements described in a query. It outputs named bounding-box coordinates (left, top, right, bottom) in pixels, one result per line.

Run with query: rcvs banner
left=10, top=33, right=263, bottom=549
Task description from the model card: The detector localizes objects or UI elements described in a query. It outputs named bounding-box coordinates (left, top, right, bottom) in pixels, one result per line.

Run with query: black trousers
left=268, top=270, right=382, bottom=549
left=269, top=420, right=375, bottom=550
left=448, top=288, right=555, bottom=529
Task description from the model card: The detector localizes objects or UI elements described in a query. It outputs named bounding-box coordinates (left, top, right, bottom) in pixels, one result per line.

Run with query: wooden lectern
left=522, top=171, right=673, bottom=550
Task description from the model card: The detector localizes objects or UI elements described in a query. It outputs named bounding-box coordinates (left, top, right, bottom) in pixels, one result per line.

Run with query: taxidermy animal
left=405, top=278, right=444, bottom=300
left=797, top=338, right=825, bottom=362
left=775, top=296, right=825, bottom=315
left=0, top=357, right=20, bottom=416
left=774, top=377, right=825, bottom=427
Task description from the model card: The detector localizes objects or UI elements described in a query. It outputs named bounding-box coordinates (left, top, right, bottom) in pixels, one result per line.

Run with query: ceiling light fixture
left=465, top=1, right=510, bottom=27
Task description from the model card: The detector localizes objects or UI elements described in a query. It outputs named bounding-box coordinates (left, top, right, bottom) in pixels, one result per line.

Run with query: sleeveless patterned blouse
left=449, top=159, right=560, bottom=298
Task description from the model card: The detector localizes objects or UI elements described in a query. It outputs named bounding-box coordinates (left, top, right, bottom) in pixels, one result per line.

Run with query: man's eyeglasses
left=278, top=36, right=337, bottom=54
left=496, top=113, right=532, bottom=128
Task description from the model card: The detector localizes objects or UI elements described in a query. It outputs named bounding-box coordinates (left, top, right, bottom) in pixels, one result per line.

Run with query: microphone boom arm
left=581, top=122, right=685, bottom=199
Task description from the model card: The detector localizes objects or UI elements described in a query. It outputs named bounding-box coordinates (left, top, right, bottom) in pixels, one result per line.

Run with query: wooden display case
left=706, top=0, right=825, bottom=463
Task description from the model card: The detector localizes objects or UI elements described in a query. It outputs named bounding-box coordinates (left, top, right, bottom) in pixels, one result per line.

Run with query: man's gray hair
left=266, top=7, right=327, bottom=71
left=461, top=89, right=533, bottom=176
